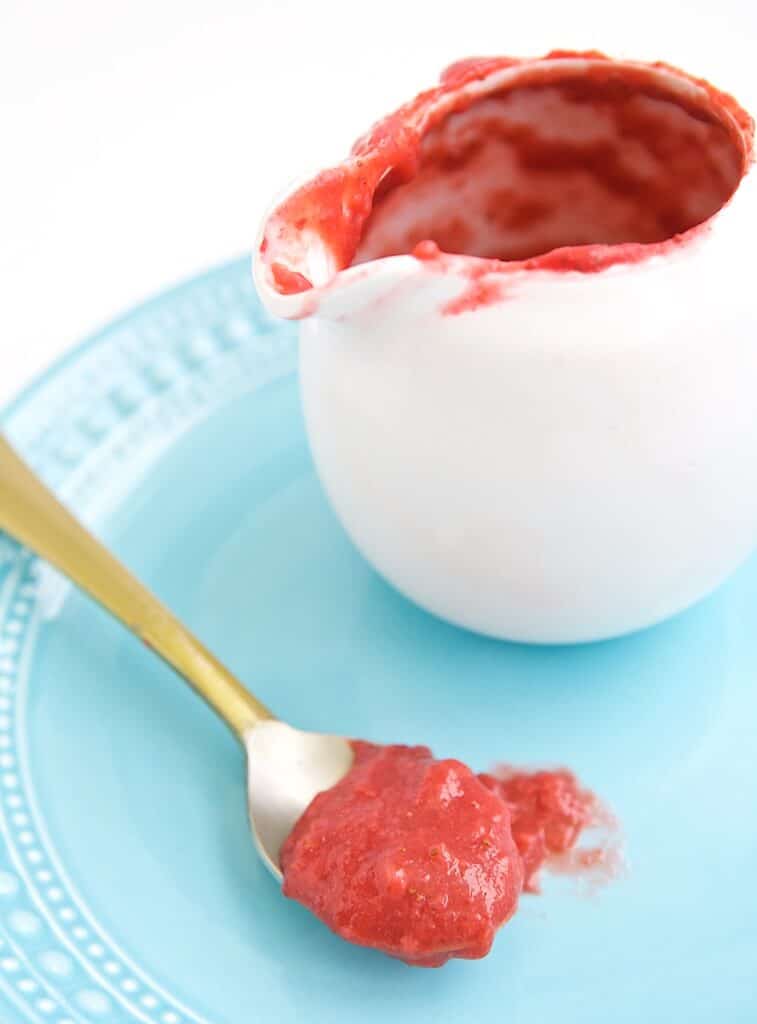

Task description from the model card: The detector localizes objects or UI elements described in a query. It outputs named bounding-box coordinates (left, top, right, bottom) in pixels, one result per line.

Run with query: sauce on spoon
left=281, top=741, right=615, bottom=966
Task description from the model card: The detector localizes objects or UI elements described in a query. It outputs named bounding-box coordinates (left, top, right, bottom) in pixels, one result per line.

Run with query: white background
left=2, top=0, right=756, bottom=406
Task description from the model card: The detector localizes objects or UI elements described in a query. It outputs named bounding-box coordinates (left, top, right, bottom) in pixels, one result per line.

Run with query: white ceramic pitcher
left=254, top=52, right=757, bottom=643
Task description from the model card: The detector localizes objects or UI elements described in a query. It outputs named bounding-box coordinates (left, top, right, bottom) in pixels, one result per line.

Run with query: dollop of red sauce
left=260, top=52, right=753, bottom=303
left=280, top=741, right=613, bottom=967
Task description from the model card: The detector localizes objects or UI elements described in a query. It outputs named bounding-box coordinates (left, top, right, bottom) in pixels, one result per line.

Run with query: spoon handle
left=0, top=434, right=273, bottom=741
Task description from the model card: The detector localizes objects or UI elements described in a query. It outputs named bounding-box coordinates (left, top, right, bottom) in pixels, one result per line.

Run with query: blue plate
left=0, top=257, right=754, bottom=1024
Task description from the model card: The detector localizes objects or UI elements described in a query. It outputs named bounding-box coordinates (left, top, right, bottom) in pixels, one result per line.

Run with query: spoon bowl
left=246, top=721, right=354, bottom=881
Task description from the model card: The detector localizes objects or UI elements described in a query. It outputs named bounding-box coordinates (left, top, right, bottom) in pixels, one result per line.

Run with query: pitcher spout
left=253, top=145, right=425, bottom=321
left=253, top=203, right=422, bottom=323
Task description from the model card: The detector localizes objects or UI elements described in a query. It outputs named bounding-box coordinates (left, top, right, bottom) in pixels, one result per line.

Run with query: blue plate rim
left=1, top=254, right=250, bottom=424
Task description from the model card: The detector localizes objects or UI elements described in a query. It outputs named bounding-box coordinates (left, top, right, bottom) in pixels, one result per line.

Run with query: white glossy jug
left=255, top=52, right=757, bottom=643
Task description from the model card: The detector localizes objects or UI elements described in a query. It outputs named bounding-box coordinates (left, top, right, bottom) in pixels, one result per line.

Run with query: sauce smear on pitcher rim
left=260, top=52, right=753, bottom=302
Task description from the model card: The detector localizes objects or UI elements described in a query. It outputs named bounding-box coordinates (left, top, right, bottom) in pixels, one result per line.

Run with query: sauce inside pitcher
left=258, top=51, right=753, bottom=306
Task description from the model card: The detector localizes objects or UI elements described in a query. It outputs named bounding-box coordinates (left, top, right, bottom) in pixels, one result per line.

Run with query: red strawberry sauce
left=281, top=741, right=613, bottom=966
left=260, top=52, right=752, bottom=305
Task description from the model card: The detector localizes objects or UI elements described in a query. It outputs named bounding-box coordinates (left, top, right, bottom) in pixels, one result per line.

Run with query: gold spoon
left=0, top=434, right=354, bottom=881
